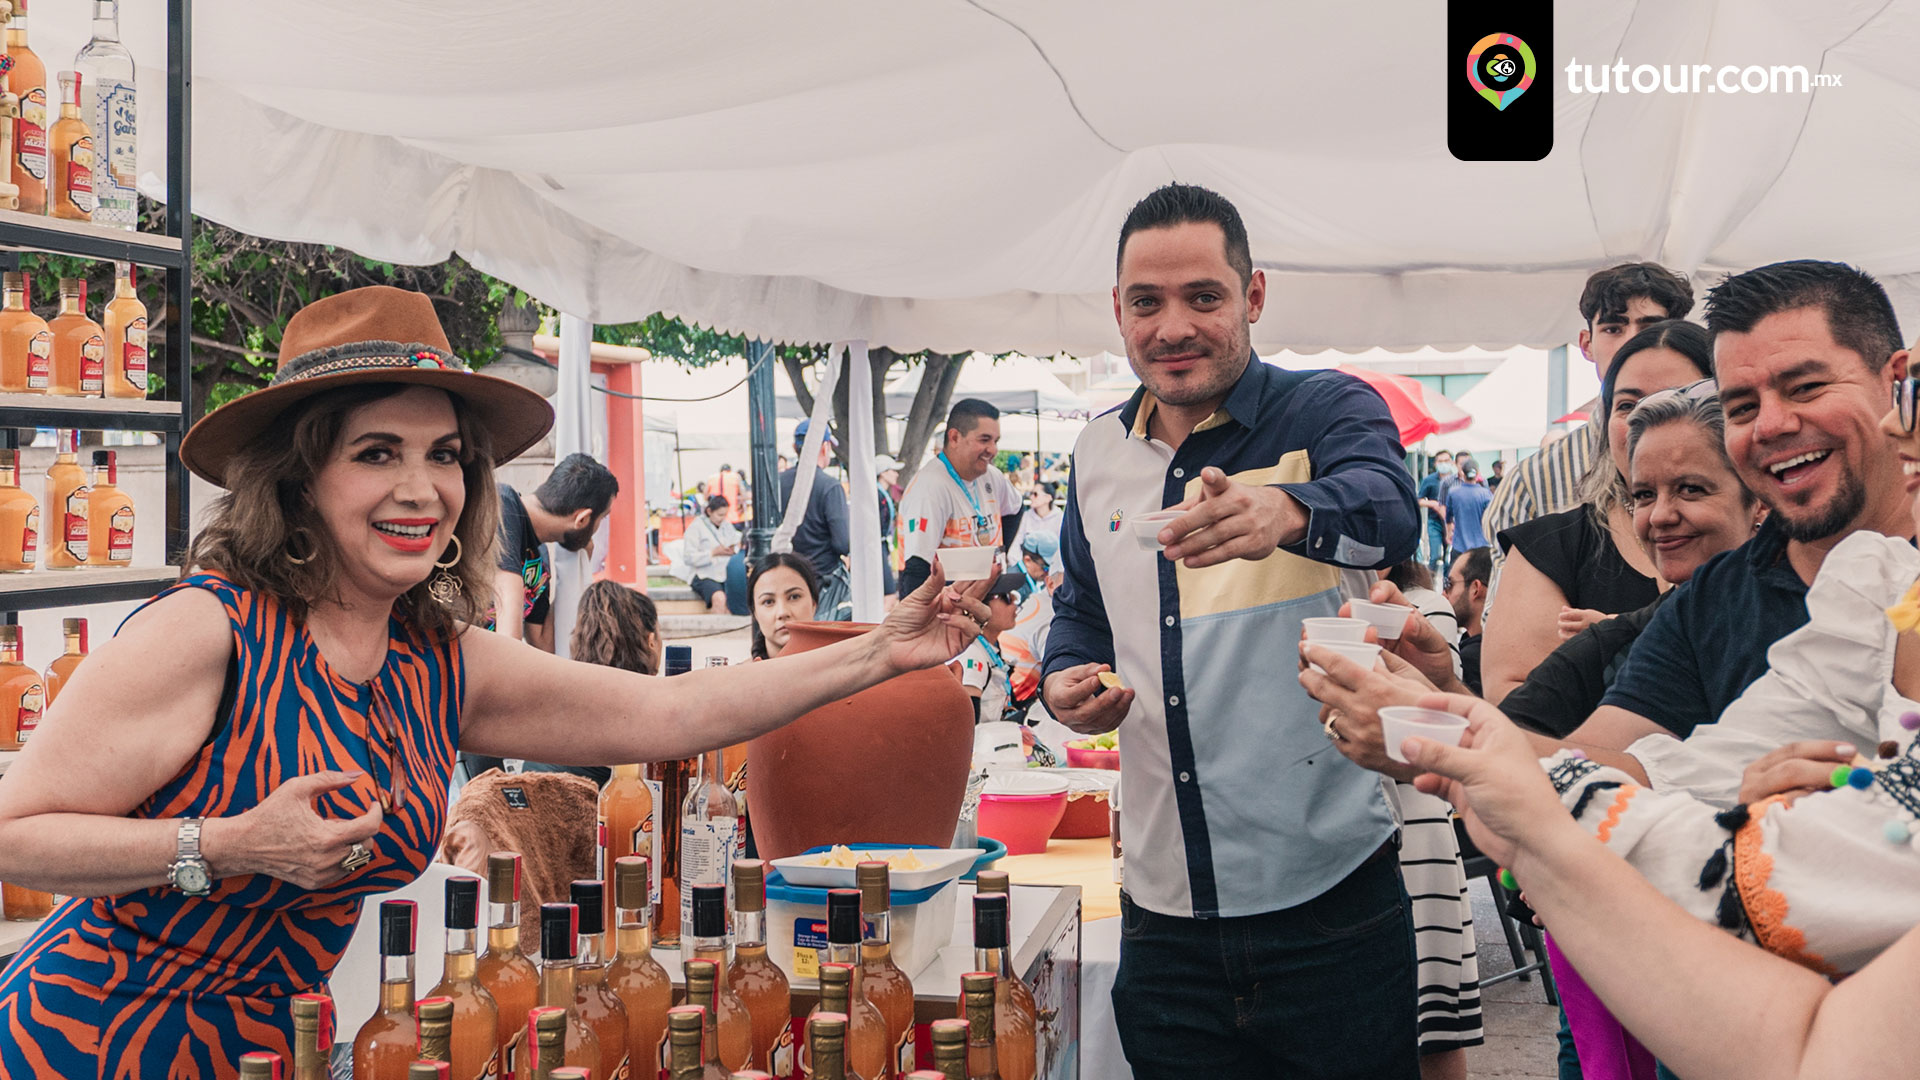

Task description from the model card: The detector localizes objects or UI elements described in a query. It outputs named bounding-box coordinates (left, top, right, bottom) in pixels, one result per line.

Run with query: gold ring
left=340, top=843, right=373, bottom=872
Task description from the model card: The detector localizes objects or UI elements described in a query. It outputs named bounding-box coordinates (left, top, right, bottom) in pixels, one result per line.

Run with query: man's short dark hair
left=1578, top=262, right=1694, bottom=327
left=946, top=398, right=1000, bottom=436
left=1455, top=546, right=1493, bottom=589
left=1704, top=260, right=1904, bottom=373
left=1116, top=183, right=1254, bottom=289
left=535, top=453, right=619, bottom=516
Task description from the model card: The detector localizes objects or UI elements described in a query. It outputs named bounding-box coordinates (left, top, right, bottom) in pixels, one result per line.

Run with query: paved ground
left=1466, top=876, right=1563, bottom=1079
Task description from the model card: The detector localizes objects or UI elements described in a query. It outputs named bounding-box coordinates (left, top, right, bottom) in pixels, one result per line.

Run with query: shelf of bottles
left=0, top=0, right=192, bottom=619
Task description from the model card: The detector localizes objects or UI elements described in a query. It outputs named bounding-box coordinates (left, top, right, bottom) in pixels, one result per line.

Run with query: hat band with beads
left=271, top=340, right=471, bottom=386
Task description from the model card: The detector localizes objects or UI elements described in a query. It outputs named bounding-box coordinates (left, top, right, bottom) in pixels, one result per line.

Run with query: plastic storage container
left=765, top=845, right=961, bottom=983
left=978, top=771, right=1069, bottom=855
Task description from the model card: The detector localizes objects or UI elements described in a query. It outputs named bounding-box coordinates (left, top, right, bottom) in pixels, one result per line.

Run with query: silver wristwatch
left=168, top=818, right=213, bottom=897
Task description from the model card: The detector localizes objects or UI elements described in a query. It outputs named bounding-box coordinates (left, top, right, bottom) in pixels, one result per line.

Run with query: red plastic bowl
left=978, top=789, right=1068, bottom=855
left=1052, top=789, right=1111, bottom=839
left=1065, top=744, right=1120, bottom=771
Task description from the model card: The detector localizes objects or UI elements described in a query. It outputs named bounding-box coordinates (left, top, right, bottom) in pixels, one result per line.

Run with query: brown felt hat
left=180, top=286, right=554, bottom=487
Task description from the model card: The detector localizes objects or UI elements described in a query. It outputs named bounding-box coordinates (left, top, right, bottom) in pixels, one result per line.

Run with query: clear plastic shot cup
left=1379, top=705, right=1470, bottom=764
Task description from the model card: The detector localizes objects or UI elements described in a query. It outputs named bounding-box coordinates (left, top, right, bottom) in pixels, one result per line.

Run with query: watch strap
left=178, top=818, right=204, bottom=861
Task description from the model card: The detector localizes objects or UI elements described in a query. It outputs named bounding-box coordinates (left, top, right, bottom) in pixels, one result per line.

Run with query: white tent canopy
left=45, top=1, right=1920, bottom=355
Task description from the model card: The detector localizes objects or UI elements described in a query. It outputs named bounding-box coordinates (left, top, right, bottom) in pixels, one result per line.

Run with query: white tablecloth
left=1081, top=916, right=1130, bottom=1080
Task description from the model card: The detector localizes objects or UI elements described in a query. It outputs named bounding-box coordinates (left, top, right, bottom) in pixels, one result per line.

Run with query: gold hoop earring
left=285, top=527, right=318, bottom=566
left=434, top=534, right=463, bottom=570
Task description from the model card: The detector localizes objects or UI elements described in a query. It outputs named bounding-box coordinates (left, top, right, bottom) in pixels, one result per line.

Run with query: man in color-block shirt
left=895, top=398, right=1021, bottom=597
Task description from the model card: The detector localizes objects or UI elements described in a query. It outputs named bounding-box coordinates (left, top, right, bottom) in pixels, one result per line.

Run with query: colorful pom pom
left=1902, top=712, right=1920, bottom=731
left=1886, top=820, right=1912, bottom=845
left=1832, top=765, right=1853, bottom=788
left=1567, top=749, right=1587, bottom=760
left=1849, top=767, right=1875, bottom=790
left=1881, top=740, right=1902, bottom=760
left=1498, top=868, right=1517, bottom=892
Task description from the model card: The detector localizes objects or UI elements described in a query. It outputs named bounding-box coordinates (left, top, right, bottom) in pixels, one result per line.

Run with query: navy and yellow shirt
left=1043, top=356, right=1418, bottom=918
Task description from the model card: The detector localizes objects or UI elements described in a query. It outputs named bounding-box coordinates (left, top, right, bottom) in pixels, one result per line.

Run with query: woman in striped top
left=0, top=287, right=989, bottom=1080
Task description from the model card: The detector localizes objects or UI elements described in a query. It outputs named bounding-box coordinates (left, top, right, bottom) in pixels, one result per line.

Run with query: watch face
left=176, top=864, right=210, bottom=894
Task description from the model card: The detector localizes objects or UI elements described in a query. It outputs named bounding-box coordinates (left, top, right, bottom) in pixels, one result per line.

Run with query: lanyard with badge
left=974, top=633, right=1013, bottom=713
left=938, top=452, right=994, bottom=544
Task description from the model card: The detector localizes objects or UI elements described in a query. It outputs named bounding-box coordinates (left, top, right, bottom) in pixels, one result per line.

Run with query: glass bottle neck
left=2, top=289, right=22, bottom=311
left=578, top=934, right=606, bottom=969
left=91, top=0, right=120, bottom=40
left=443, top=927, right=477, bottom=982
left=59, top=294, right=82, bottom=316
left=379, top=954, right=415, bottom=1015
left=614, top=907, right=653, bottom=958
left=487, top=901, right=520, bottom=954
left=539, top=958, right=575, bottom=1007
left=113, top=273, right=133, bottom=299
left=733, top=908, right=766, bottom=950
left=692, top=936, right=728, bottom=969
left=863, top=908, right=892, bottom=949
left=0, top=466, right=15, bottom=487
left=973, top=945, right=1013, bottom=980
left=827, top=941, right=864, bottom=986
left=63, top=633, right=81, bottom=656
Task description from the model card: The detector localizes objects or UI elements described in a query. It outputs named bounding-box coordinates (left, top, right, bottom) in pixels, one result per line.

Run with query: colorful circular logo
left=1467, top=33, right=1535, bottom=111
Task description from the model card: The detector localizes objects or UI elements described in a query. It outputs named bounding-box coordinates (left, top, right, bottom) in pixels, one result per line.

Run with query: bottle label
left=610, top=1051, right=631, bottom=1080
left=641, top=777, right=663, bottom=911
left=92, top=80, right=137, bottom=220
left=63, top=489, right=89, bottom=562
left=501, top=1029, right=521, bottom=1077
left=123, top=316, right=147, bottom=382
left=768, top=1025, right=795, bottom=1078
left=480, top=1044, right=500, bottom=1079
left=108, top=505, right=133, bottom=561
left=791, top=918, right=829, bottom=980
left=895, top=1026, right=916, bottom=1076
left=20, top=506, right=38, bottom=566
left=16, top=682, right=42, bottom=743
left=657, top=1029, right=671, bottom=1077
left=80, top=335, right=106, bottom=393
left=16, top=89, right=47, bottom=180
left=65, top=134, right=95, bottom=214
left=678, top=816, right=738, bottom=930
left=26, top=331, right=51, bottom=390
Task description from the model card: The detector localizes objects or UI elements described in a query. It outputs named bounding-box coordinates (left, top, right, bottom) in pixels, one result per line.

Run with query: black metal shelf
left=0, top=395, right=183, bottom=432
left=0, top=566, right=180, bottom=612
left=0, top=209, right=186, bottom=268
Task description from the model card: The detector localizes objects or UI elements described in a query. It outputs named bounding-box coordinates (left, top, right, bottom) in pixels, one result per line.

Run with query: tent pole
left=746, top=339, right=779, bottom=562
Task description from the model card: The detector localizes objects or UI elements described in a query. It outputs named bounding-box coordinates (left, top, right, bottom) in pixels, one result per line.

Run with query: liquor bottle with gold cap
left=537, top=902, right=603, bottom=1071
left=42, top=617, right=86, bottom=705
left=477, top=853, right=539, bottom=1074
left=238, top=1052, right=285, bottom=1080
left=856, top=861, right=914, bottom=1075
left=805, top=964, right=887, bottom=1080
left=683, top=955, right=752, bottom=1075
left=568, top=879, right=629, bottom=1080
left=666, top=1004, right=728, bottom=1080
left=0, top=623, right=42, bottom=753
left=686, top=884, right=753, bottom=1070
left=415, top=996, right=455, bottom=1069
left=0, top=448, right=39, bottom=572
left=291, top=993, right=335, bottom=1080
left=352, top=900, right=421, bottom=1079
left=406, top=1063, right=450, bottom=1080
left=816, top=890, right=889, bottom=1078
left=725, top=860, right=791, bottom=1077
left=48, top=277, right=103, bottom=397
left=957, top=975, right=998, bottom=1080
left=42, top=429, right=83, bottom=569
left=83, top=449, right=131, bottom=565
left=47, top=69, right=91, bottom=220
left=926, top=1018, right=969, bottom=1080
left=601, top=763, right=648, bottom=903
left=0, top=272, right=50, bottom=393
left=522, top=1006, right=569, bottom=1080
left=968, top=894, right=1033, bottom=1080
left=0, top=14, right=19, bottom=212
left=605, top=854, right=671, bottom=1076
left=425, top=876, right=500, bottom=1080
left=6, top=0, right=47, bottom=214
left=102, top=261, right=145, bottom=398
left=806, top=1011, right=865, bottom=1080
left=650, top=645, right=698, bottom=947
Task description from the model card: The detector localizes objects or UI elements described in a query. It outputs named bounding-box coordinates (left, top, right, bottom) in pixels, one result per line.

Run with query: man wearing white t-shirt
left=897, top=398, right=1022, bottom=596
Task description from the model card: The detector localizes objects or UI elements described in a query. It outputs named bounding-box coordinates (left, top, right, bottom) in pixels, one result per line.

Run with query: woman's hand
left=872, top=557, right=993, bottom=676
left=1298, top=642, right=1428, bottom=782
left=1405, top=693, right=1574, bottom=869
left=206, top=771, right=385, bottom=890
left=1738, top=740, right=1857, bottom=806
left=1348, top=581, right=1461, bottom=691
left=1558, top=606, right=1611, bottom=640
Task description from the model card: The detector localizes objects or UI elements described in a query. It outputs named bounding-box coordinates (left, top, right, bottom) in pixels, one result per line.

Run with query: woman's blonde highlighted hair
left=185, top=383, right=500, bottom=639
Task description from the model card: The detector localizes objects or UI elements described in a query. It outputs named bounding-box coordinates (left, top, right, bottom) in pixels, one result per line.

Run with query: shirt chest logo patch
left=1109, top=511, right=1123, bottom=532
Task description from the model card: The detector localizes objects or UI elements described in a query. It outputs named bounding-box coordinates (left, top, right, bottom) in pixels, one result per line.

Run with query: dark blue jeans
left=1111, top=843, right=1420, bottom=1080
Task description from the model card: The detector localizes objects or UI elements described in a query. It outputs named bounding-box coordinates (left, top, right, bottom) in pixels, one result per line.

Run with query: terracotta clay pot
left=747, top=621, right=975, bottom=862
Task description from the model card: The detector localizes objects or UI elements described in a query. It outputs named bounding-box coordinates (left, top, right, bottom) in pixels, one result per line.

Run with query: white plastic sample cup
left=1307, top=640, right=1381, bottom=675
left=1131, top=511, right=1183, bottom=551
left=1302, top=617, right=1370, bottom=643
left=1349, top=600, right=1411, bottom=641
left=1379, top=705, right=1470, bottom=764
left=937, top=545, right=999, bottom=581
